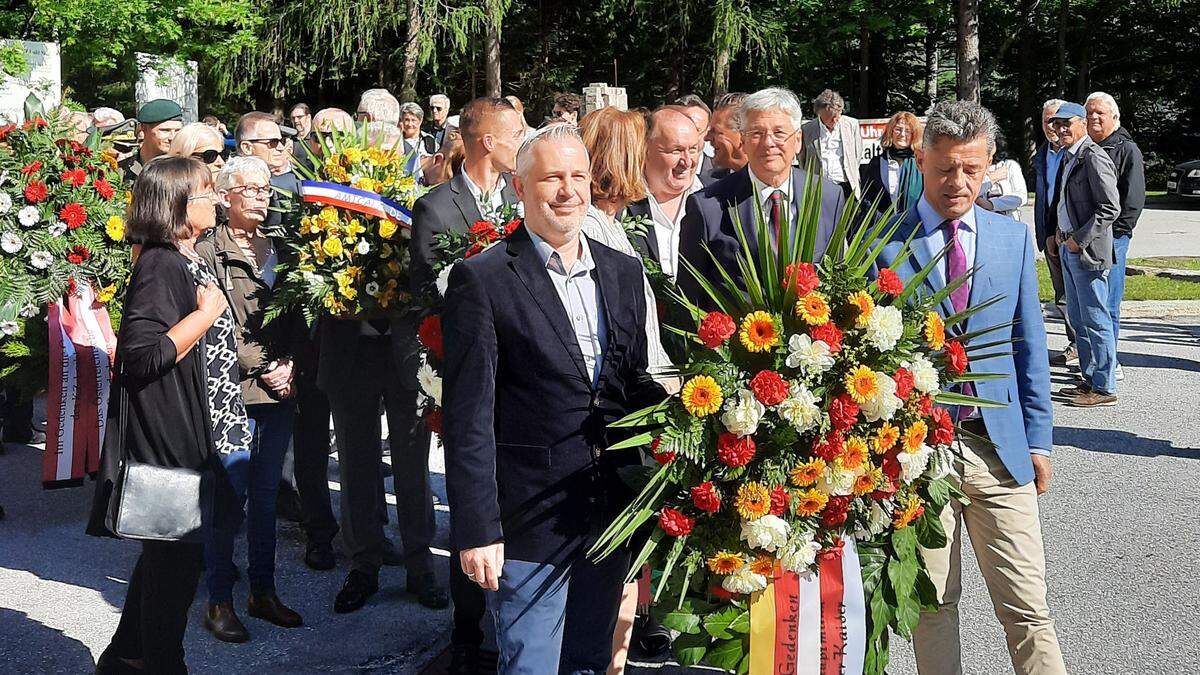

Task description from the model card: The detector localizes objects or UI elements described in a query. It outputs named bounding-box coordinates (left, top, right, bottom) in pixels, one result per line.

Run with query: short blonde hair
left=169, top=122, right=224, bottom=158
left=881, top=111, right=923, bottom=149
left=578, top=107, right=647, bottom=204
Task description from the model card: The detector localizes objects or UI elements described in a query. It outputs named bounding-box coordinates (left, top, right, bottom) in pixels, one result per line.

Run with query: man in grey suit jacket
left=1046, top=101, right=1122, bottom=407
left=679, top=87, right=846, bottom=307
left=797, top=89, right=863, bottom=199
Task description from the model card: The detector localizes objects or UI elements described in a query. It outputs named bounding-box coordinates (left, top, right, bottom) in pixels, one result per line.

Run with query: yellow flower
left=681, top=375, right=723, bottom=417
left=893, top=494, right=924, bottom=528
left=322, top=237, right=344, bottom=258
left=354, top=177, right=379, bottom=193
left=123, top=190, right=133, bottom=205
left=366, top=148, right=387, bottom=166
left=105, top=215, right=124, bottom=241
left=707, top=552, right=745, bottom=575
left=319, top=207, right=340, bottom=225
left=749, top=553, right=775, bottom=577
left=795, top=292, right=830, bottom=326
left=845, top=365, right=879, bottom=404
left=344, top=218, right=366, bottom=239
left=379, top=219, right=398, bottom=240
left=853, top=466, right=882, bottom=496
left=794, top=488, right=828, bottom=517
left=874, top=422, right=900, bottom=455
left=789, top=458, right=826, bottom=487
left=734, top=482, right=772, bottom=521
left=848, top=290, right=875, bottom=328
left=738, top=311, right=780, bottom=353
left=342, top=147, right=364, bottom=164
left=841, top=436, right=869, bottom=471
left=902, top=421, right=928, bottom=454
left=96, top=284, right=117, bottom=303
left=925, top=311, right=946, bottom=351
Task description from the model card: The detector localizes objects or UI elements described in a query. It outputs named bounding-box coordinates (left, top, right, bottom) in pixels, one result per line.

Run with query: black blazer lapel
left=506, top=229, right=591, bottom=383
left=730, top=169, right=759, bottom=259
left=625, top=199, right=659, bottom=263
left=589, top=250, right=618, bottom=385
left=450, top=173, right=484, bottom=228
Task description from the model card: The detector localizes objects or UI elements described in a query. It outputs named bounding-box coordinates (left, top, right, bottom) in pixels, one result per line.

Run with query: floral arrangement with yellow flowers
left=590, top=176, right=1009, bottom=674
left=265, top=125, right=425, bottom=323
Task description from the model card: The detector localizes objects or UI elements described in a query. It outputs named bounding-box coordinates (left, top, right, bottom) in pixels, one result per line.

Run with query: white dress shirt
left=886, top=159, right=901, bottom=199
left=646, top=174, right=703, bottom=280
left=818, top=122, right=847, bottom=183
left=527, top=228, right=607, bottom=387
left=980, top=159, right=1029, bottom=219
left=748, top=167, right=795, bottom=224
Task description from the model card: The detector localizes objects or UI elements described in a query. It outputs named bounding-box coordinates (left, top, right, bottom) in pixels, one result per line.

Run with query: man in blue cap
left=1045, top=101, right=1121, bottom=407
left=119, top=98, right=183, bottom=184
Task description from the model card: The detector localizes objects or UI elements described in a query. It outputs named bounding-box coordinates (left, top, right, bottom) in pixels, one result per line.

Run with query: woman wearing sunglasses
left=169, top=122, right=227, bottom=178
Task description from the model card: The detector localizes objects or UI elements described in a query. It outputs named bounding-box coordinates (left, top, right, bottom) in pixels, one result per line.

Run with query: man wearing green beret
left=119, top=98, right=184, bottom=184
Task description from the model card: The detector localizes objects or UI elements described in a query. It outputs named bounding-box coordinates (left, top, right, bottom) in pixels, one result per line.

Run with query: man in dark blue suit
left=442, top=124, right=664, bottom=673
left=873, top=101, right=1065, bottom=675
left=679, top=87, right=845, bottom=306
left=1032, top=98, right=1077, bottom=362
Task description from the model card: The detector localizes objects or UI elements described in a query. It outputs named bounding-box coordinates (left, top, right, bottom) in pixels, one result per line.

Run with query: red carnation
left=690, top=481, right=722, bottom=513
left=875, top=268, right=904, bottom=296
left=20, top=160, right=42, bottom=176
left=717, top=432, right=756, bottom=467
left=61, top=168, right=87, bottom=187
left=880, top=448, right=902, bottom=482
left=658, top=507, right=694, bottom=537
left=469, top=220, right=501, bottom=247
left=810, top=322, right=843, bottom=353
left=892, top=367, right=915, bottom=400
left=66, top=245, right=91, bottom=265
left=0, top=123, right=16, bottom=140
left=94, top=177, right=116, bottom=200
left=871, top=475, right=899, bottom=500
left=828, top=393, right=860, bottom=430
left=502, top=219, right=522, bottom=236
left=749, top=370, right=789, bottom=406
left=425, top=407, right=443, bottom=435
left=418, top=315, right=444, bottom=361
left=820, top=495, right=851, bottom=528
left=782, top=262, right=820, bottom=295
left=23, top=181, right=49, bottom=204
left=944, top=339, right=968, bottom=375
left=930, top=406, right=955, bottom=446
left=650, top=436, right=675, bottom=464
left=769, top=485, right=791, bottom=516
left=813, top=430, right=845, bottom=462
left=697, top=311, right=737, bottom=348
left=60, top=202, right=87, bottom=229
left=22, top=116, right=47, bottom=131
left=916, top=395, right=935, bottom=417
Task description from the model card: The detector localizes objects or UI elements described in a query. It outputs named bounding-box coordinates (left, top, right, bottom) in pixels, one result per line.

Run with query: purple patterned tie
left=944, top=219, right=975, bottom=420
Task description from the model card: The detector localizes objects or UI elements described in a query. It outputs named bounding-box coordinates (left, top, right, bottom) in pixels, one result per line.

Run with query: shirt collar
left=748, top=167, right=793, bottom=205
left=916, top=194, right=976, bottom=236
left=526, top=227, right=595, bottom=275
left=1065, top=135, right=1088, bottom=157
left=462, top=171, right=505, bottom=204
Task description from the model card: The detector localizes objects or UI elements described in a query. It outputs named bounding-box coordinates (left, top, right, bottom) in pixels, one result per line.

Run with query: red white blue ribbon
left=299, top=180, right=412, bottom=227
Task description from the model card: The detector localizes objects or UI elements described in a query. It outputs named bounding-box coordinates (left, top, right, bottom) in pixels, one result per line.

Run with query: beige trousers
left=913, top=438, right=1067, bottom=675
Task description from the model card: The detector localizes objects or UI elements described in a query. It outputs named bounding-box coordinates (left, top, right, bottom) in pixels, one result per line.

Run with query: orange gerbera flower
left=841, top=436, right=869, bottom=471
left=735, top=482, right=772, bottom=521
left=874, top=422, right=901, bottom=454
left=749, top=553, right=775, bottom=576
left=902, top=420, right=929, bottom=453
left=853, top=466, right=882, bottom=496
left=681, top=375, right=724, bottom=417
left=739, top=311, right=780, bottom=352
left=925, top=311, right=946, bottom=350
left=707, top=551, right=745, bottom=575
left=789, top=458, right=826, bottom=487
left=795, top=292, right=831, bottom=326
left=893, top=494, right=925, bottom=528
left=794, top=488, right=829, bottom=517
left=845, top=365, right=879, bottom=404
left=848, top=290, right=876, bottom=328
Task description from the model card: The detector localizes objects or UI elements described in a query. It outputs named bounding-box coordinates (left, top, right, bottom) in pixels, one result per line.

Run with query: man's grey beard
left=536, top=201, right=586, bottom=238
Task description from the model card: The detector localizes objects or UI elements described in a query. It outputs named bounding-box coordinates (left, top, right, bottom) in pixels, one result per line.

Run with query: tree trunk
left=926, top=22, right=939, bottom=107
left=956, top=0, right=980, bottom=103
left=400, top=0, right=422, bottom=103
left=1056, top=0, right=1069, bottom=94
left=1016, top=3, right=1038, bottom=171
left=712, top=44, right=730, bottom=101
left=485, top=14, right=502, bottom=97
left=1075, top=19, right=1094, bottom=99
left=858, top=22, right=870, bottom=114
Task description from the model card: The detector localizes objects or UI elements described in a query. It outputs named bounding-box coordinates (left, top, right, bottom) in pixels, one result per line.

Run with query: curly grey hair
left=921, top=100, right=998, bottom=154
left=358, top=88, right=400, bottom=126
left=515, top=123, right=588, bottom=178
left=812, top=89, right=845, bottom=114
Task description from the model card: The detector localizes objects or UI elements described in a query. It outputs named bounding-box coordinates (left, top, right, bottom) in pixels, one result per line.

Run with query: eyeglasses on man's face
left=245, top=138, right=285, bottom=150
left=228, top=184, right=272, bottom=199
left=744, top=128, right=800, bottom=145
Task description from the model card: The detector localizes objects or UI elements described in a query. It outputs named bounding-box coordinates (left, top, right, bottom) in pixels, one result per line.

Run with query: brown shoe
left=204, top=602, right=250, bottom=643
left=248, top=592, right=303, bottom=628
left=1068, top=390, right=1117, bottom=407
left=1059, top=382, right=1091, bottom=397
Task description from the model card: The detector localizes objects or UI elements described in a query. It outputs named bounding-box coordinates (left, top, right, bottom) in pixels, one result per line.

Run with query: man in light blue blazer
left=872, top=101, right=1066, bottom=675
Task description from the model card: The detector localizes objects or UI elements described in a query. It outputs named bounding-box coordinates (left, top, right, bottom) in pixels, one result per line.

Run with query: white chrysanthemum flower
left=356, top=240, right=370, bottom=255
left=48, top=221, right=67, bottom=237
left=721, top=565, right=769, bottom=594
left=417, top=362, right=442, bottom=406
left=17, top=206, right=39, bottom=227
left=18, top=304, right=37, bottom=318
left=776, top=383, right=821, bottom=433
left=907, top=354, right=940, bottom=394
left=436, top=264, right=454, bottom=297
left=864, top=501, right=893, bottom=537
left=364, top=281, right=381, bottom=296
left=785, top=333, right=834, bottom=376
left=779, top=530, right=821, bottom=572
left=29, top=250, right=52, bottom=270
left=0, top=192, right=12, bottom=214
left=1, top=232, right=22, bottom=254
left=740, top=514, right=790, bottom=553
left=0, top=321, right=19, bottom=336
left=898, top=444, right=935, bottom=483
left=720, top=388, right=765, bottom=438
left=865, top=305, right=904, bottom=352
left=860, top=372, right=901, bottom=422
left=818, top=465, right=857, bottom=497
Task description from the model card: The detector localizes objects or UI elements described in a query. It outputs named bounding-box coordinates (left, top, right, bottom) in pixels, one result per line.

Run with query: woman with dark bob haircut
left=89, top=156, right=251, bottom=674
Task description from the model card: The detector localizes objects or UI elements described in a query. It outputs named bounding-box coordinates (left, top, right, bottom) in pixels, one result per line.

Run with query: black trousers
left=450, top=554, right=486, bottom=646
left=325, top=337, right=435, bottom=577
left=293, top=382, right=339, bottom=546
left=107, top=540, right=203, bottom=674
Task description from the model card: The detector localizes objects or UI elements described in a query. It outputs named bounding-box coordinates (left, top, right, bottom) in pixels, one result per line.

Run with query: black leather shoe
left=635, top=613, right=672, bottom=657
left=304, top=542, right=336, bottom=571
left=95, top=646, right=143, bottom=674
left=447, top=643, right=480, bottom=675
left=406, top=572, right=449, bottom=609
left=248, top=592, right=303, bottom=628
left=334, top=570, right=379, bottom=613
left=204, top=602, right=250, bottom=643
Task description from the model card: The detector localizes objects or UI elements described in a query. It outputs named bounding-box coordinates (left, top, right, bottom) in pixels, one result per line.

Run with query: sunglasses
left=191, top=149, right=222, bottom=164
left=245, top=138, right=285, bottom=149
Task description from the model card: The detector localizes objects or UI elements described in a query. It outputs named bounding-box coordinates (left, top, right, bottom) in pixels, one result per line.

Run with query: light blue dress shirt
left=915, top=195, right=977, bottom=291
left=527, top=229, right=607, bottom=387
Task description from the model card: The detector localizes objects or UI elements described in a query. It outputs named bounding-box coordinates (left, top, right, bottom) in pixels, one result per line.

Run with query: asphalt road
left=1015, top=197, right=1200, bottom=258
left=2, top=312, right=1198, bottom=674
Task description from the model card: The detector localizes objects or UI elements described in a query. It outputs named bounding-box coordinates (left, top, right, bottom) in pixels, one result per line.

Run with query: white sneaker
left=1115, top=364, right=1124, bottom=381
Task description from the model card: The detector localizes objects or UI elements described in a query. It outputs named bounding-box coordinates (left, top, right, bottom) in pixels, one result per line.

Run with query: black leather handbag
left=109, top=370, right=210, bottom=542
